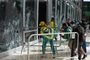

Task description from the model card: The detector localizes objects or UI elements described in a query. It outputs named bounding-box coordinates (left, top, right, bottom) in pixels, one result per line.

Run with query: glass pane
left=57, top=0, right=61, bottom=21
left=0, top=0, right=38, bottom=53
left=0, top=0, right=23, bottom=52
left=25, top=0, right=37, bottom=30
left=52, top=0, right=61, bottom=32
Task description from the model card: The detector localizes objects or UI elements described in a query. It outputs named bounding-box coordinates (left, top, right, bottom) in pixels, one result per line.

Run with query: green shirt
left=63, top=26, right=72, bottom=40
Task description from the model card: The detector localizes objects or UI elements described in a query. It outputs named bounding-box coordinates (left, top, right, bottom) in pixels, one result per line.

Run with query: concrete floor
left=0, top=42, right=76, bottom=60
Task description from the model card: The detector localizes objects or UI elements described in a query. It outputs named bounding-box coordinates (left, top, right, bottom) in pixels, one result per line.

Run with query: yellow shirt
left=49, top=21, right=54, bottom=28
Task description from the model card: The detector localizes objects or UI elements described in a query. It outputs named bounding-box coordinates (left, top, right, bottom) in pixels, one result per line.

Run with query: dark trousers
left=70, top=39, right=77, bottom=57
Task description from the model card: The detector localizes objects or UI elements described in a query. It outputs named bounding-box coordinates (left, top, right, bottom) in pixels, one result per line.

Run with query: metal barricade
left=27, top=32, right=79, bottom=60
left=21, top=30, right=37, bottom=54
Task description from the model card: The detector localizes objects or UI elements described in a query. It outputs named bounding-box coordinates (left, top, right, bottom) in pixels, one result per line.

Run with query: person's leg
left=78, top=44, right=82, bottom=60
left=82, top=40, right=87, bottom=59
left=78, top=42, right=87, bottom=60
left=49, top=40, right=55, bottom=58
left=70, top=39, right=77, bottom=57
left=81, top=47, right=87, bottom=55
left=42, top=37, right=48, bottom=55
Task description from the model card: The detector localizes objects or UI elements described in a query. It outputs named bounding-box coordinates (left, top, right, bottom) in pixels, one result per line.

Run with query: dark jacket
left=74, top=25, right=84, bottom=43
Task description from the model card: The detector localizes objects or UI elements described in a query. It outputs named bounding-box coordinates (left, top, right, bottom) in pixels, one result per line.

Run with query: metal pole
left=21, top=0, right=26, bottom=54
left=48, top=0, right=52, bottom=21
left=64, top=1, right=66, bottom=22
left=37, top=0, right=39, bottom=41
left=23, top=0, right=26, bottom=43
left=55, top=0, right=57, bottom=23
left=58, top=0, right=62, bottom=31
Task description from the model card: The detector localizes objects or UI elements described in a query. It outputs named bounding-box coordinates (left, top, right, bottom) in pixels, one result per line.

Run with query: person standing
left=60, top=23, right=72, bottom=41
left=74, top=23, right=87, bottom=60
left=39, top=21, right=56, bottom=58
left=49, top=16, right=57, bottom=41
left=80, top=19, right=87, bottom=59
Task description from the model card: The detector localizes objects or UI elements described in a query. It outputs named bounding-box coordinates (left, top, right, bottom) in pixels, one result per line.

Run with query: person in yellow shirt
left=49, top=17, right=57, bottom=41
left=39, top=21, right=56, bottom=58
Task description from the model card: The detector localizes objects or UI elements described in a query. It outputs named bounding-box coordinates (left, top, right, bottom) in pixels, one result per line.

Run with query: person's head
left=62, top=23, right=68, bottom=29
left=39, top=21, right=46, bottom=27
left=70, top=21, right=75, bottom=27
left=51, top=16, right=55, bottom=21
left=70, top=21, right=74, bottom=25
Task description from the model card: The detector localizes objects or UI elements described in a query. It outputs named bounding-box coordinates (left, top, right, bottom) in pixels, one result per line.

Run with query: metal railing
left=21, top=29, right=37, bottom=54
left=27, top=32, right=79, bottom=60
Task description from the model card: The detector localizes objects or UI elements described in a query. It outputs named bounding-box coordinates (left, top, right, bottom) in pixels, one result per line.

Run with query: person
left=60, top=23, right=72, bottom=41
left=49, top=16, right=57, bottom=41
left=60, top=23, right=73, bottom=56
left=74, top=23, right=87, bottom=60
left=80, top=20, right=87, bottom=59
left=66, top=21, right=78, bottom=57
left=49, top=16, right=55, bottom=28
left=39, top=21, right=56, bottom=58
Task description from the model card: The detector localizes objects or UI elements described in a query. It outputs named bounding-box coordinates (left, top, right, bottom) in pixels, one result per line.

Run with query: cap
left=39, top=21, right=46, bottom=26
